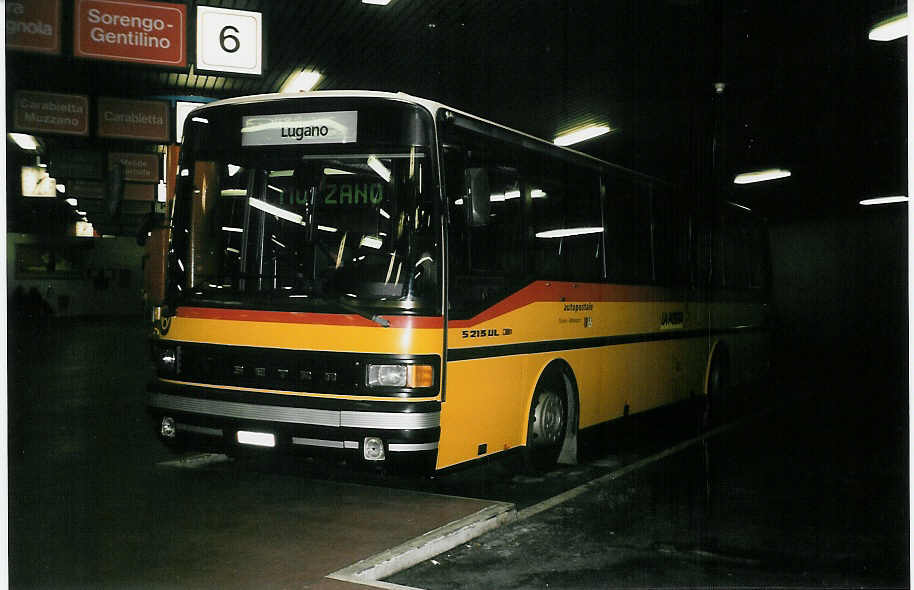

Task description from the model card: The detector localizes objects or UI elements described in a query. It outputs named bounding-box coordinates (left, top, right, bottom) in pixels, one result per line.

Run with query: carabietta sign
left=241, top=111, right=358, bottom=146
left=14, top=91, right=90, bottom=136
left=97, top=97, right=169, bottom=141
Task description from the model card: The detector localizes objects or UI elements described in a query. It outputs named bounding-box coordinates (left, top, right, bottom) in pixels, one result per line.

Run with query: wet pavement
left=7, top=316, right=909, bottom=589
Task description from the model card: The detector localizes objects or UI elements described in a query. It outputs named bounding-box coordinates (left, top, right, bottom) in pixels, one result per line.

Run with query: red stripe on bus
left=448, top=281, right=686, bottom=328
left=176, top=282, right=763, bottom=329
left=176, top=307, right=444, bottom=329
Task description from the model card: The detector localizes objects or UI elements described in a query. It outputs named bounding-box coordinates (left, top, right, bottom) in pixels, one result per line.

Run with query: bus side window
left=443, top=141, right=524, bottom=317
left=529, top=165, right=603, bottom=282
left=652, top=188, right=691, bottom=286
left=605, top=179, right=652, bottom=284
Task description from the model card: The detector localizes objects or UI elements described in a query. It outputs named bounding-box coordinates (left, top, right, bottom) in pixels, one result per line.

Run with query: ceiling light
left=362, top=0, right=392, bottom=4
left=733, top=168, right=792, bottom=184
left=367, top=155, right=392, bottom=182
left=248, top=197, right=303, bottom=224
left=281, top=70, right=321, bottom=93
left=859, top=195, right=908, bottom=206
left=8, top=133, right=39, bottom=151
left=553, top=125, right=611, bottom=147
left=536, top=227, right=604, bottom=239
left=56, top=184, right=66, bottom=193
left=227, top=164, right=241, bottom=176
left=869, top=13, right=907, bottom=41
left=66, top=198, right=78, bottom=207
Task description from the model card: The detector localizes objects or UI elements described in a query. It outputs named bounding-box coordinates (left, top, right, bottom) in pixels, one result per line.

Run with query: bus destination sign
left=241, top=111, right=358, bottom=146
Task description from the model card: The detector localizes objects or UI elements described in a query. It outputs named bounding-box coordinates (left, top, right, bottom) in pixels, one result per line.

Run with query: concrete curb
left=326, top=501, right=515, bottom=588
left=326, top=408, right=769, bottom=589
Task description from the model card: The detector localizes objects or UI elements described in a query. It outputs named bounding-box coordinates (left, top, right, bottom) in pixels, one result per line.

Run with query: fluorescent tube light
left=56, top=184, right=66, bottom=194
left=248, top=197, right=303, bottom=224
left=553, top=125, right=611, bottom=147
left=66, top=198, right=78, bottom=206
left=727, top=201, right=752, bottom=212
left=191, top=116, right=209, bottom=124
left=222, top=226, right=244, bottom=233
left=536, top=227, right=604, bottom=239
left=367, top=155, right=392, bottom=183
left=859, top=195, right=908, bottom=206
left=733, top=168, right=792, bottom=184
left=362, top=0, right=392, bottom=4
left=531, top=189, right=547, bottom=199
left=869, top=14, right=907, bottom=41
left=324, top=168, right=355, bottom=175
left=227, top=164, right=241, bottom=176
left=281, top=70, right=321, bottom=93
left=9, top=133, right=39, bottom=151
left=360, top=236, right=383, bottom=249
left=317, top=225, right=338, bottom=233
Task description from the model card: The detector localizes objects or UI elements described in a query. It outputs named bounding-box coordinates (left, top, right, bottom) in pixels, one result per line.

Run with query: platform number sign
left=196, top=6, right=262, bottom=75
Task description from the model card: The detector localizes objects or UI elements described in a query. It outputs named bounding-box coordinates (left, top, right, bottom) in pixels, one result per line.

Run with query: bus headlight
left=367, top=364, right=434, bottom=388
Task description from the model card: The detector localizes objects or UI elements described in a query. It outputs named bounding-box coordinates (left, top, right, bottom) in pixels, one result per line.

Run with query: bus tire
left=704, top=347, right=730, bottom=428
left=523, top=370, right=568, bottom=473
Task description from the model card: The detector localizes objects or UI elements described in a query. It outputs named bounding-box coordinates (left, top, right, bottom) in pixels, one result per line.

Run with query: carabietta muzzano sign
left=241, top=111, right=358, bottom=146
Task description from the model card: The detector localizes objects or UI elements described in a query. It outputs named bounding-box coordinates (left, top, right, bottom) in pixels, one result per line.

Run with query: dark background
left=6, top=0, right=908, bottom=441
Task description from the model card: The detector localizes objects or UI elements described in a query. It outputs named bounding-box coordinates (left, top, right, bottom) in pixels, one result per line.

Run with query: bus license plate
left=237, top=431, right=276, bottom=447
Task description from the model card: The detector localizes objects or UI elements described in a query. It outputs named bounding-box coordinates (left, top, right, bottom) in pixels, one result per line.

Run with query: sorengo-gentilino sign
left=74, top=0, right=187, bottom=67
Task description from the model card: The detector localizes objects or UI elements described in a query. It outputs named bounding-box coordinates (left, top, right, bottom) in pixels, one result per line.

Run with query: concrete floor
left=389, top=339, right=910, bottom=588
left=7, top=317, right=499, bottom=589
left=7, top=315, right=909, bottom=589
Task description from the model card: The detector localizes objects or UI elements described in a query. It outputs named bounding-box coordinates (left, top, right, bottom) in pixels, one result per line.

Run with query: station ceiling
left=6, top=0, right=908, bottom=237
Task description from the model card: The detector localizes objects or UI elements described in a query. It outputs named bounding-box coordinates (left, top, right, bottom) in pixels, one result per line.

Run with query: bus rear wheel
left=704, top=351, right=730, bottom=428
left=523, top=376, right=567, bottom=472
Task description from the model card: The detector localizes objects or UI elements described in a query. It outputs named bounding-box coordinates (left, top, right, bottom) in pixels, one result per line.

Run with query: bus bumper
left=146, top=381, right=440, bottom=471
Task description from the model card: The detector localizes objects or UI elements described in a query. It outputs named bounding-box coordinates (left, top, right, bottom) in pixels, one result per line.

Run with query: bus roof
left=195, top=90, right=668, bottom=185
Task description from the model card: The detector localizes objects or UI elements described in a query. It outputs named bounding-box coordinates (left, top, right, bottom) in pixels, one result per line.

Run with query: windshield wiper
left=321, top=297, right=390, bottom=327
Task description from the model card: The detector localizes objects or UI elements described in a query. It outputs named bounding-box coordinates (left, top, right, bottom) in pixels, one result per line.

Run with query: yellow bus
left=147, top=91, right=769, bottom=473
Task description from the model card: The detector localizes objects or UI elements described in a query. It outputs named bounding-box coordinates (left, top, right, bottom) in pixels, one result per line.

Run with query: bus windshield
left=169, top=148, right=438, bottom=314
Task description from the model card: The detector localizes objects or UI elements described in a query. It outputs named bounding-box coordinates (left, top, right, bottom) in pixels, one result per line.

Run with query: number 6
left=220, top=25, right=240, bottom=53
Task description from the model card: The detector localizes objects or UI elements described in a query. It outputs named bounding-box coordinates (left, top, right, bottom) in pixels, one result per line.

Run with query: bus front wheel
left=523, top=375, right=567, bottom=472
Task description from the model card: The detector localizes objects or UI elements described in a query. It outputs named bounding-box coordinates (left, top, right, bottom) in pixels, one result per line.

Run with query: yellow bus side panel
left=437, top=337, right=710, bottom=470
left=438, top=356, right=528, bottom=469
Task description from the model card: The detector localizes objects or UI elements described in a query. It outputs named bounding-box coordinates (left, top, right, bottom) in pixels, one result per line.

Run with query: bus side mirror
left=465, top=167, right=490, bottom=227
